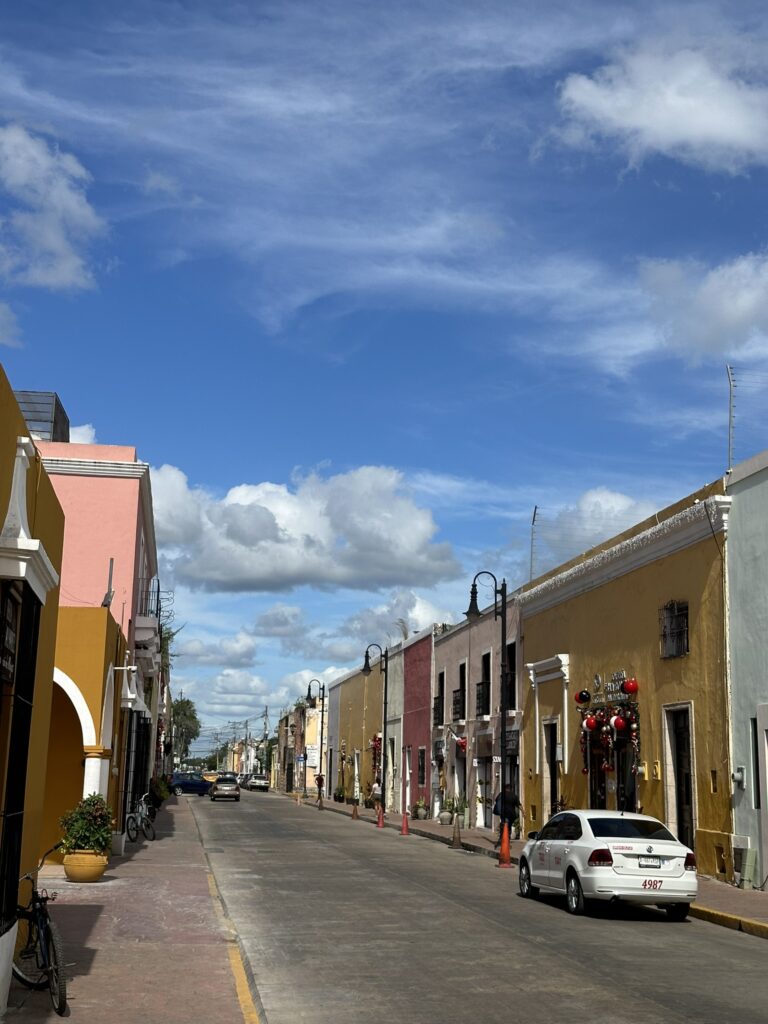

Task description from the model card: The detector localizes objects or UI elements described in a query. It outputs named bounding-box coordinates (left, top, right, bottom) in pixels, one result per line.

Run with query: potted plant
left=333, top=784, right=345, bottom=803
left=414, top=796, right=428, bottom=820
left=59, top=793, right=113, bottom=882
left=438, top=796, right=454, bottom=826
left=456, top=795, right=469, bottom=828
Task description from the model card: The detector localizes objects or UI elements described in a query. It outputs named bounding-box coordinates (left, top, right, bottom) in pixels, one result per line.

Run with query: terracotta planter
left=63, top=851, right=109, bottom=883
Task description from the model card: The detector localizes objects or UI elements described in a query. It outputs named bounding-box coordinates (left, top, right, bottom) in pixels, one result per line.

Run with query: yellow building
left=0, top=370, right=63, bottom=1012
left=334, top=668, right=383, bottom=803
left=520, top=485, right=734, bottom=880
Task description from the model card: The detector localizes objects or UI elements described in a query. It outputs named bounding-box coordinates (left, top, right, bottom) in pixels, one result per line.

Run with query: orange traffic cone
left=351, top=801, right=359, bottom=820
left=399, top=812, right=410, bottom=836
left=498, top=822, right=512, bottom=868
left=376, top=806, right=385, bottom=828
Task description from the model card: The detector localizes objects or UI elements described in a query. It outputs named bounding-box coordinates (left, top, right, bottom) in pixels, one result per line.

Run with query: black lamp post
left=362, top=644, right=388, bottom=813
left=307, top=678, right=326, bottom=804
left=466, top=571, right=509, bottom=830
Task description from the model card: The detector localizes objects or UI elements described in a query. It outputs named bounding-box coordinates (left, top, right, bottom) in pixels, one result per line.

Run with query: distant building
left=13, top=390, right=70, bottom=442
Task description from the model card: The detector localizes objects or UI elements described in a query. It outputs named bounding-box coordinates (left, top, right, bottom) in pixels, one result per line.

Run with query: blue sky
left=2, top=1, right=768, bottom=749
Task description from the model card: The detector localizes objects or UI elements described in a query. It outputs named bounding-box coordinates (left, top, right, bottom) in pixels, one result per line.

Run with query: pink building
left=37, top=442, right=165, bottom=825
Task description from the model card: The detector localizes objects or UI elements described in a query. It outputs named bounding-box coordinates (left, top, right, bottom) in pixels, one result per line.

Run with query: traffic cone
left=399, top=812, right=410, bottom=836
left=351, top=801, right=359, bottom=820
left=497, top=822, right=512, bottom=868
left=450, top=812, right=462, bottom=850
left=376, top=806, right=385, bottom=828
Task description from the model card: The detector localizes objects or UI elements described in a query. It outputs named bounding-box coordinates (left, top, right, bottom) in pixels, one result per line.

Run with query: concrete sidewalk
left=315, top=795, right=768, bottom=939
left=5, top=798, right=258, bottom=1023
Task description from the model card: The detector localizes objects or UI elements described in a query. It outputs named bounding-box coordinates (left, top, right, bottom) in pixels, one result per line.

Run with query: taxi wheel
left=174, top=785, right=183, bottom=796
left=518, top=859, right=539, bottom=899
left=565, top=871, right=586, bottom=915
left=665, top=903, right=690, bottom=921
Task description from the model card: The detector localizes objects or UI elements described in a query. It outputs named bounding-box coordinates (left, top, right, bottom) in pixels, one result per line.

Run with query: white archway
left=53, top=667, right=100, bottom=796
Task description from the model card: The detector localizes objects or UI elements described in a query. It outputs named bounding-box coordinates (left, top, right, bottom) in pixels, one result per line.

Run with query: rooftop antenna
left=529, top=505, right=538, bottom=581
left=101, top=557, right=115, bottom=607
left=726, top=364, right=735, bottom=474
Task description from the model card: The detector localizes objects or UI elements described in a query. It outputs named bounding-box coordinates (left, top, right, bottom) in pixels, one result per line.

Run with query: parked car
left=247, top=773, right=269, bottom=791
left=236, top=773, right=251, bottom=786
left=210, top=773, right=240, bottom=801
left=518, top=809, right=698, bottom=919
left=170, top=772, right=211, bottom=797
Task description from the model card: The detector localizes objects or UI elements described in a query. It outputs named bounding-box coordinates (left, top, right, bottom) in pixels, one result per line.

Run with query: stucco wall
left=726, top=453, right=768, bottom=883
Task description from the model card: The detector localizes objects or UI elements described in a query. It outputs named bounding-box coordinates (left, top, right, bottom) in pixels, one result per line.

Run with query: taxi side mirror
left=527, top=830, right=539, bottom=841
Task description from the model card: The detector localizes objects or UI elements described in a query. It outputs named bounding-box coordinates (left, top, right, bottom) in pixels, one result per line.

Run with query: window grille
left=660, top=600, right=689, bottom=658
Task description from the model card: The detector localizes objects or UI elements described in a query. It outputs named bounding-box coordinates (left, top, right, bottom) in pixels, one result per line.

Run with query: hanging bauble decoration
left=614, top=716, right=626, bottom=731
left=601, top=725, right=610, bottom=734
left=609, top=715, right=618, bottom=729
left=622, top=677, right=639, bottom=695
left=585, top=715, right=598, bottom=730
left=575, top=690, right=591, bottom=705
left=582, top=766, right=589, bottom=775
left=596, top=709, right=607, bottom=722
left=630, top=723, right=638, bottom=732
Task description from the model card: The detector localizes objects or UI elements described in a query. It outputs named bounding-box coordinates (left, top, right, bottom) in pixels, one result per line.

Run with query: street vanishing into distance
left=191, top=792, right=768, bottom=1024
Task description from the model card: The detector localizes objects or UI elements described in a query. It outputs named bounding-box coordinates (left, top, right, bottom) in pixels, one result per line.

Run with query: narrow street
left=194, top=793, right=768, bottom=1024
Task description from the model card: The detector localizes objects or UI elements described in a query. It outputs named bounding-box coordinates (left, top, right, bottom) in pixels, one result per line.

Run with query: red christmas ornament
left=574, top=689, right=591, bottom=705
left=582, top=767, right=589, bottom=775
left=622, top=677, right=639, bottom=695
left=613, top=716, right=626, bottom=731
left=585, top=715, right=598, bottom=730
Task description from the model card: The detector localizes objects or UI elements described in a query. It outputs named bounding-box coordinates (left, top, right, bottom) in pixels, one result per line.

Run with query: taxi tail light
left=587, top=848, right=614, bottom=867
left=684, top=852, right=696, bottom=871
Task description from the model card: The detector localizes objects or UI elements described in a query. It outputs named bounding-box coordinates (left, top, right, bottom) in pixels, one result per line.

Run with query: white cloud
left=69, top=422, right=97, bottom=443
left=176, top=630, right=258, bottom=668
left=534, top=487, right=658, bottom=573
left=0, top=302, right=20, bottom=346
left=641, top=252, right=768, bottom=357
left=0, top=124, right=104, bottom=289
left=559, top=47, right=768, bottom=172
left=152, top=463, right=460, bottom=592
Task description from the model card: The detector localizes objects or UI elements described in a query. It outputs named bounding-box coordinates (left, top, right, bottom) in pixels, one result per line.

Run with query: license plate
left=639, top=856, right=661, bottom=868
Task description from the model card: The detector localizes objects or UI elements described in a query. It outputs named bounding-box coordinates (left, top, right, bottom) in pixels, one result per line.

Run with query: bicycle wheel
left=12, top=920, right=47, bottom=990
left=126, top=814, right=139, bottom=842
left=44, top=920, right=67, bottom=1015
left=141, top=816, right=156, bottom=841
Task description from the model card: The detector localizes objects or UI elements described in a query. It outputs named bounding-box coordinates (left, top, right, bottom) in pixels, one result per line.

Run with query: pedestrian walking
left=371, top=776, right=382, bottom=814
left=493, top=784, right=522, bottom=847
left=314, top=773, right=325, bottom=805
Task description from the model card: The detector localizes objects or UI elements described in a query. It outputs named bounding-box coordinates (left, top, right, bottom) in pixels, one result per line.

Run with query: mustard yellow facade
left=520, top=488, right=734, bottom=880
left=0, top=366, right=64, bottom=1011
left=41, top=606, right=126, bottom=859
left=335, top=669, right=383, bottom=803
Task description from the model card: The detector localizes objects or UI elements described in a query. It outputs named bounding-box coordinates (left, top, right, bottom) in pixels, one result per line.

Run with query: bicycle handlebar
left=19, top=841, right=64, bottom=883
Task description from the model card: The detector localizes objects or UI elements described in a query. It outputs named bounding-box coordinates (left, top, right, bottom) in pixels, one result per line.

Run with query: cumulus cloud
left=0, top=124, right=104, bottom=288
left=69, top=422, right=97, bottom=443
left=641, top=252, right=768, bottom=357
left=559, top=47, right=768, bottom=172
left=176, top=630, right=258, bottom=668
left=534, top=487, right=658, bottom=573
left=0, top=302, right=20, bottom=346
left=152, top=463, right=460, bottom=592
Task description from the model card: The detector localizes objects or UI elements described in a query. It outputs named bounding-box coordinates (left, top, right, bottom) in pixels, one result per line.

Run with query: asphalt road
left=191, top=792, right=768, bottom=1024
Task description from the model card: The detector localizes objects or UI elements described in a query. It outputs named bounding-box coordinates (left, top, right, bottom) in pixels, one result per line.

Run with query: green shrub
left=59, top=793, right=113, bottom=855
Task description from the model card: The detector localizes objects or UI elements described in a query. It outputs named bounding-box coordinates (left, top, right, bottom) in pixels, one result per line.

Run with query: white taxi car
left=518, top=809, right=697, bottom=919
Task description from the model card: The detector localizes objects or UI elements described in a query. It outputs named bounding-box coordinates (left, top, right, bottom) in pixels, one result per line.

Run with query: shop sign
left=591, top=671, right=627, bottom=705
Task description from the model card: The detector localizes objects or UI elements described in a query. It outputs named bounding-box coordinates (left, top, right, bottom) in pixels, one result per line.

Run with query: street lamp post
left=307, top=678, right=326, bottom=806
left=466, top=571, right=510, bottom=837
left=362, top=644, right=388, bottom=814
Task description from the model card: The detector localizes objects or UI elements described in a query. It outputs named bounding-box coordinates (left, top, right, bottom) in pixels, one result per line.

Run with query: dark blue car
left=171, top=772, right=211, bottom=796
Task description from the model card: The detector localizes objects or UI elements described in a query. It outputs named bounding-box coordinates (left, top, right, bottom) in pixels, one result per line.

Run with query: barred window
left=660, top=600, right=689, bottom=658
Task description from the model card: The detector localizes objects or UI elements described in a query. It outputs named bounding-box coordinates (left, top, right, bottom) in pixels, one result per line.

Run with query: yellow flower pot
left=62, top=851, right=109, bottom=883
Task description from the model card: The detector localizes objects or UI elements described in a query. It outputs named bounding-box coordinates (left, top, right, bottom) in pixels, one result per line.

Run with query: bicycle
left=12, top=842, right=67, bottom=1016
left=125, top=792, right=156, bottom=842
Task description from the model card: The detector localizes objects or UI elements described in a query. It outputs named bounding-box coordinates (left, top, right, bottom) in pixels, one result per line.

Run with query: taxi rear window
left=589, top=818, right=675, bottom=841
